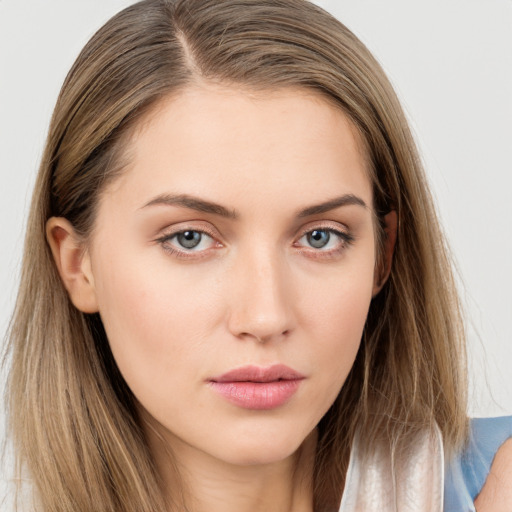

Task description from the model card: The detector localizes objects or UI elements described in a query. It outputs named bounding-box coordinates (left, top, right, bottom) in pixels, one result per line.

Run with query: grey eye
left=307, top=230, right=330, bottom=248
left=176, top=231, right=202, bottom=249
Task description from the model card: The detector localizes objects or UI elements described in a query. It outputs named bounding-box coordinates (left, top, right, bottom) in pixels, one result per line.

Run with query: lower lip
left=208, top=379, right=302, bottom=410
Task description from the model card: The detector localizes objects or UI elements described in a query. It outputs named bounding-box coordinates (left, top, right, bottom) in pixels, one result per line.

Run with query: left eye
left=297, top=228, right=348, bottom=250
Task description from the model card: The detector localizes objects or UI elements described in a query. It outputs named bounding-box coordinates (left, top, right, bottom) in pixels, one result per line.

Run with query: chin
left=212, top=426, right=317, bottom=467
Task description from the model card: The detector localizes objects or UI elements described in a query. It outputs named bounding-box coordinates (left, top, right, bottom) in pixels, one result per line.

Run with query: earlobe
left=372, top=210, right=397, bottom=297
left=46, top=217, right=99, bottom=313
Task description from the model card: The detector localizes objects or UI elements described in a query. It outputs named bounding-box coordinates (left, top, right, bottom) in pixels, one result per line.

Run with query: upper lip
left=210, top=364, right=304, bottom=383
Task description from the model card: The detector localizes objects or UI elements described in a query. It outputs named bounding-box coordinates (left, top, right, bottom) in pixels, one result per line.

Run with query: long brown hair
left=5, top=1, right=467, bottom=511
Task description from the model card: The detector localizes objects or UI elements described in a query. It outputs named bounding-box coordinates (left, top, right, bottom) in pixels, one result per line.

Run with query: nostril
left=237, top=329, right=290, bottom=343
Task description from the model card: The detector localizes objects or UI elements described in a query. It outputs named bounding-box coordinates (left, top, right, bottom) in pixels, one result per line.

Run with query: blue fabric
left=444, top=415, right=512, bottom=511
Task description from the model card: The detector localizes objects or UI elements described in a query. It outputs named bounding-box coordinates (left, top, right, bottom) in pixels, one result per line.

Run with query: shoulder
left=474, top=436, right=512, bottom=511
left=444, top=415, right=512, bottom=512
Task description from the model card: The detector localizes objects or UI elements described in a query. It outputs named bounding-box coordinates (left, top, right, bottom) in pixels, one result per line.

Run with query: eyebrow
left=141, top=193, right=238, bottom=219
left=297, top=194, right=368, bottom=217
left=141, top=193, right=368, bottom=219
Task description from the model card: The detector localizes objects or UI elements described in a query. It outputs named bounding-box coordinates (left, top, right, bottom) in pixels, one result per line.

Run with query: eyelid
left=295, top=220, right=353, bottom=241
left=154, top=222, right=223, bottom=258
left=293, top=220, right=355, bottom=256
left=153, top=220, right=354, bottom=260
left=158, top=222, right=219, bottom=238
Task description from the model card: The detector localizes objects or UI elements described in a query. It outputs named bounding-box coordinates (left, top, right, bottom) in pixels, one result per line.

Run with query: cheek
left=94, top=234, right=375, bottom=390
left=300, top=249, right=375, bottom=336
left=297, top=252, right=376, bottom=395
left=89, top=231, right=376, bottom=466
left=92, top=248, right=223, bottom=398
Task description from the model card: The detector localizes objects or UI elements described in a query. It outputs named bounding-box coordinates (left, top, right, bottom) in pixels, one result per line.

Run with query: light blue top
left=444, top=415, right=512, bottom=511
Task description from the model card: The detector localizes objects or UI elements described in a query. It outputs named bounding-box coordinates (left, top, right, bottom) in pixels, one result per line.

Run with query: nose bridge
left=227, top=242, right=294, bottom=342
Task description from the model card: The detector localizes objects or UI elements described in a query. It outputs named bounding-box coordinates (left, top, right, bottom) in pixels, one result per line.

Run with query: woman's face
left=86, top=84, right=378, bottom=467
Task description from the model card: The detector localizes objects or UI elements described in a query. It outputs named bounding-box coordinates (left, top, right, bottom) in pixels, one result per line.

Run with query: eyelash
left=294, top=226, right=355, bottom=259
left=155, top=225, right=220, bottom=260
left=155, top=224, right=355, bottom=260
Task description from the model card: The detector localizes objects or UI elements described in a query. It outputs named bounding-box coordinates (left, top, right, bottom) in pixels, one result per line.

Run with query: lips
left=208, top=364, right=304, bottom=410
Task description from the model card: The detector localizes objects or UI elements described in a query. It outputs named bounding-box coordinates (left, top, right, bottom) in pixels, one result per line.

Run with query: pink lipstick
left=208, top=364, right=304, bottom=410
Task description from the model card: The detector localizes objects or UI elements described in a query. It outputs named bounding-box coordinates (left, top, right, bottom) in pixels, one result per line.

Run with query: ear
left=372, top=210, right=397, bottom=297
left=46, top=217, right=99, bottom=313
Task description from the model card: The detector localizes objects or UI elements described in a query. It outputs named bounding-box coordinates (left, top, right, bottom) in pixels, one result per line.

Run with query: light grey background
left=1, top=0, right=511, bottom=451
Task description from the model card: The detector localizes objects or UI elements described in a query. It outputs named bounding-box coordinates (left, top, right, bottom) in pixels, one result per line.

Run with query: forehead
left=103, top=83, right=373, bottom=215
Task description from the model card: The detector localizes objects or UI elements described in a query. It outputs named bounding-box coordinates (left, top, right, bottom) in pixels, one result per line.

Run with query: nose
left=226, top=246, right=295, bottom=344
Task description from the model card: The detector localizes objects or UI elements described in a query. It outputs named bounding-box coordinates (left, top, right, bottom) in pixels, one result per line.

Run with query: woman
left=4, top=0, right=511, bottom=511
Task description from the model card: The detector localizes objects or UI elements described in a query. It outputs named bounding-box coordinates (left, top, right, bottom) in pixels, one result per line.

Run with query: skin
left=475, top=438, right=512, bottom=512
left=48, top=84, right=396, bottom=512
left=47, top=83, right=512, bottom=510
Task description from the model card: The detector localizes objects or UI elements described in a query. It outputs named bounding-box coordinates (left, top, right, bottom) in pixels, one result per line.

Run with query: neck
left=145, top=422, right=317, bottom=512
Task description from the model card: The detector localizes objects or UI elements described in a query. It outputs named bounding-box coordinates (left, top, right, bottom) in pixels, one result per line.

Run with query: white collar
left=339, top=424, right=444, bottom=511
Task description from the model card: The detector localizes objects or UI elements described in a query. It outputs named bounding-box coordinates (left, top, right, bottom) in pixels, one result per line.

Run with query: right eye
left=173, top=230, right=208, bottom=250
left=157, top=229, right=219, bottom=257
